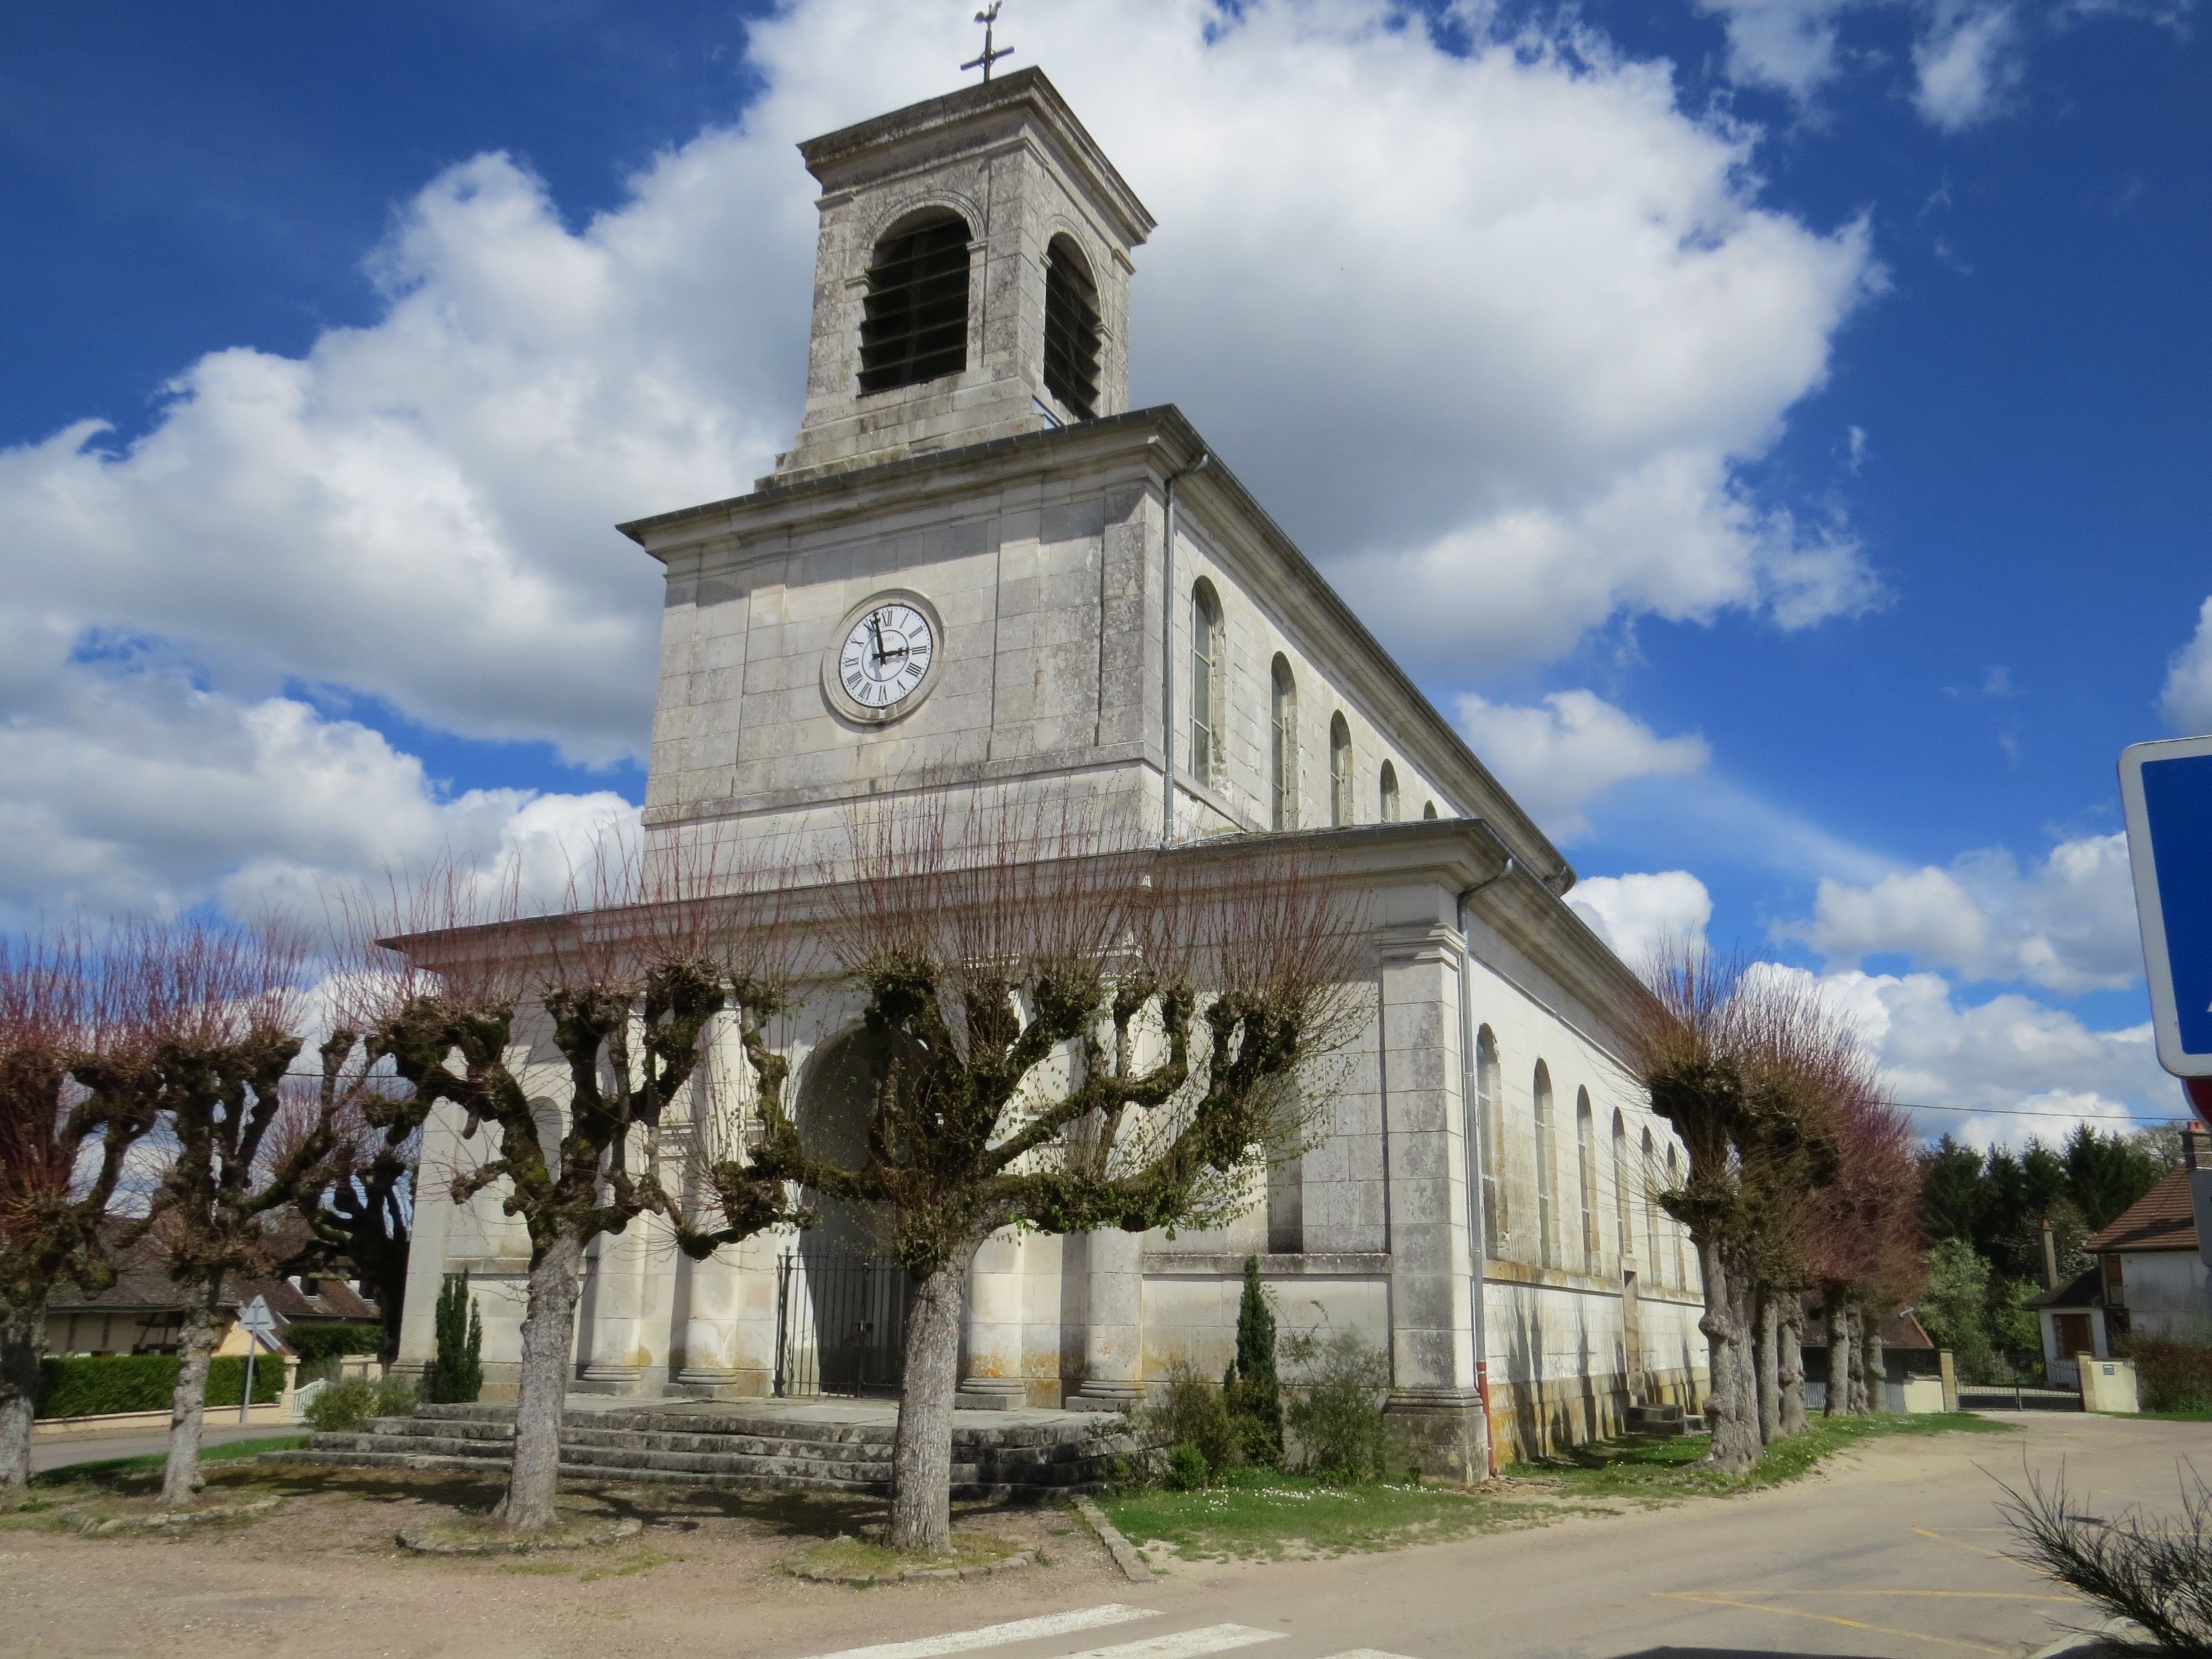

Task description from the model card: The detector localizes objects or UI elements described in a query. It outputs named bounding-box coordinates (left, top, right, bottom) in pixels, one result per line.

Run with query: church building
left=395, top=69, right=1707, bottom=1463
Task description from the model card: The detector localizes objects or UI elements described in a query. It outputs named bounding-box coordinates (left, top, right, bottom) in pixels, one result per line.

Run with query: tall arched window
left=1641, top=1128, right=1660, bottom=1270
left=1475, top=1026, right=1504, bottom=1257
left=1665, top=1145, right=1686, bottom=1288
left=1533, top=1061, right=1558, bottom=1269
left=1329, top=714, right=1353, bottom=827
left=1611, top=1110, right=1631, bottom=1271
left=1190, top=581, right=1223, bottom=787
left=1575, top=1088, right=1599, bottom=1273
left=1379, top=761, right=1400, bottom=822
left=858, top=212, right=970, bottom=393
left=1270, top=655, right=1297, bottom=830
left=1042, top=236, right=1102, bottom=418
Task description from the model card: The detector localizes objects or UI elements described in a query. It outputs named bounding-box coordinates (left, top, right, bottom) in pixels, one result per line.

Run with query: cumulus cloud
left=0, top=0, right=1892, bottom=915
left=1912, top=3, right=2025, bottom=128
left=0, top=627, right=635, bottom=925
left=1782, top=831, right=2142, bottom=994
left=1764, top=964, right=2171, bottom=1149
left=1458, top=690, right=1711, bottom=838
left=1569, top=870, right=1714, bottom=964
left=2160, top=596, right=2212, bottom=734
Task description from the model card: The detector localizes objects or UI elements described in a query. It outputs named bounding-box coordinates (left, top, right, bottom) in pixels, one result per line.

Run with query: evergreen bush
left=426, top=1271, right=483, bottom=1404
left=1140, top=1358, right=1238, bottom=1479
left=1222, top=1255, right=1284, bottom=1467
left=288, top=1322, right=387, bottom=1382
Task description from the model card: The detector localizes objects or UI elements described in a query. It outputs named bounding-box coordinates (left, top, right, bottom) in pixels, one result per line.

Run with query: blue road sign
left=2120, top=735, right=2212, bottom=1077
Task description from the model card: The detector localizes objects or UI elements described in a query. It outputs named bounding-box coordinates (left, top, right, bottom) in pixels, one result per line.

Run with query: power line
left=1890, top=1100, right=2190, bottom=1123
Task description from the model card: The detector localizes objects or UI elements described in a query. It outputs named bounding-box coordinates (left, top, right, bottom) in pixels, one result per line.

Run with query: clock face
left=835, top=601, right=936, bottom=713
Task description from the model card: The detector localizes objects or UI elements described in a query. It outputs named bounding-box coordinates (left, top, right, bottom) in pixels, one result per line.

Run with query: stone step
left=346, top=1415, right=1135, bottom=1470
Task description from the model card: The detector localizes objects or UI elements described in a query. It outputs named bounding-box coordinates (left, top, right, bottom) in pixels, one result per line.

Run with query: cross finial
left=961, top=3, right=1013, bottom=82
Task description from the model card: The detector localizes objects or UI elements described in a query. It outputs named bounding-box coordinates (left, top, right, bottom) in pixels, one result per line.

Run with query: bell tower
left=769, top=69, right=1155, bottom=484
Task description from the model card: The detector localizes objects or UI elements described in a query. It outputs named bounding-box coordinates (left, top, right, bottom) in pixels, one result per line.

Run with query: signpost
left=237, top=1295, right=278, bottom=1425
left=2119, top=735, right=2212, bottom=1304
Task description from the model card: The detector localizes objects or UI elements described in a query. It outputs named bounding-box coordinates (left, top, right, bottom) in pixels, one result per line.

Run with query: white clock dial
left=836, top=602, right=936, bottom=712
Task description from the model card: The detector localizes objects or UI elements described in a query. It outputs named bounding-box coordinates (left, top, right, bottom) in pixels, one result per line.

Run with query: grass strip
left=1509, top=1411, right=2012, bottom=1502
left=33, top=1434, right=309, bottom=1486
left=1095, top=1467, right=1566, bottom=1563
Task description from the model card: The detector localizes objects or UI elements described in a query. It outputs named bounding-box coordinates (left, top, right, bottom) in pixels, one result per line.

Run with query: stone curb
left=786, top=1546, right=1035, bottom=1585
left=1072, top=1494, right=1153, bottom=1583
left=395, top=1517, right=644, bottom=1555
left=61, top=1496, right=283, bottom=1536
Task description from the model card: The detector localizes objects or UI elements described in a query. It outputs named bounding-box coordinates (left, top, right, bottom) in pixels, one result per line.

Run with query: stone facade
left=396, top=71, right=1709, bottom=1469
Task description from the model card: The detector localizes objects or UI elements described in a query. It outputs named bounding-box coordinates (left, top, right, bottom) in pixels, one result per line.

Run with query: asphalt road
left=29, top=1419, right=300, bottom=1474
left=768, top=1412, right=2202, bottom=1659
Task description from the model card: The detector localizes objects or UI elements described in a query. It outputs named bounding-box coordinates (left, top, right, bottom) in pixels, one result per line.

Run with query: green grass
left=32, top=1434, right=308, bottom=1486
left=1509, top=1412, right=2013, bottom=1503
left=2126, top=1404, right=2212, bottom=1421
left=1096, top=1467, right=1567, bottom=1562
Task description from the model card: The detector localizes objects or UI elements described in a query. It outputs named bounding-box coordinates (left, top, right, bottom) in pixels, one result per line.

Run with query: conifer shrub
left=426, top=1272, right=483, bottom=1405
left=1222, top=1256, right=1284, bottom=1468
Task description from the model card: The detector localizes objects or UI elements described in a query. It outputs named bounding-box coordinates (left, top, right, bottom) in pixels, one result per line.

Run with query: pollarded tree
left=0, top=930, right=158, bottom=1504
left=294, top=1051, right=419, bottom=1366
left=684, top=800, right=1366, bottom=1553
left=90, top=922, right=341, bottom=1506
left=340, top=853, right=800, bottom=1532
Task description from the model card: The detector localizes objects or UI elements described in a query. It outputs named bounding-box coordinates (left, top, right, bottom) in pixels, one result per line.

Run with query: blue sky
left=1, top=0, right=2205, bottom=1145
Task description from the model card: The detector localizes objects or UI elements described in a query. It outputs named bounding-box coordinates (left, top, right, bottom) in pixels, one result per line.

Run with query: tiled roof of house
left=48, top=1230, right=381, bottom=1328
left=2026, top=1265, right=2104, bottom=1310
left=2084, top=1170, right=2199, bottom=1254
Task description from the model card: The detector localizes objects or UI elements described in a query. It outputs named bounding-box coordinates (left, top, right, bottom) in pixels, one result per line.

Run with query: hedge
left=288, top=1322, right=387, bottom=1379
left=2119, top=1333, right=2212, bottom=1411
left=35, top=1353, right=284, bottom=1419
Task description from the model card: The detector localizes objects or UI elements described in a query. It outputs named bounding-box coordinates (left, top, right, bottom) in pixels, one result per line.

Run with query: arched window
left=1611, top=1110, right=1631, bottom=1271
left=1533, top=1061, right=1558, bottom=1269
left=1270, top=655, right=1297, bottom=831
left=1641, top=1128, right=1661, bottom=1270
left=1042, top=236, right=1102, bottom=418
left=1190, top=581, right=1223, bottom=787
left=858, top=212, right=971, bottom=393
left=1329, top=714, right=1353, bottom=827
left=1379, top=761, right=1400, bottom=822
left=1575, top=1088, right=1599, bottom=1272
left=1665, top=1145, right=1686, bottom=1288
left=1422, top=801, right=1437, bottom=820
left=1475, top=1026, right=1504, bottom=1257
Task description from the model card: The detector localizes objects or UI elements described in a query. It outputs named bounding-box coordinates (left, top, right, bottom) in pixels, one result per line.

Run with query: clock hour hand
left=869, top=615, right=886, bottom=665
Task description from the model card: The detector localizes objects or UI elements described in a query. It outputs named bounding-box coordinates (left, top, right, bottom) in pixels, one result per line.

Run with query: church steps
left=270, top=1404, right=1138, bottom=1497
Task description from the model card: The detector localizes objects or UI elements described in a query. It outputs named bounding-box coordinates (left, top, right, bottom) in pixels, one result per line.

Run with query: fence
left=772, top=1249, right=911, bottom=1397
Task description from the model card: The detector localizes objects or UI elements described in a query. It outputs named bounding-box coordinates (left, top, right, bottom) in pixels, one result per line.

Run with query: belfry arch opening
left=858, top=211, right=971, bottom=394
left=1042, top=235, right=1102, bottom=417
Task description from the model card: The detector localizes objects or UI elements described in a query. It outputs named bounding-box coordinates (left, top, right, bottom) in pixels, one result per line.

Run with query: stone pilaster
left=958, top=1229, right=1027, bottom=1408
left=1069, top=1227, right=1145, bottom=1410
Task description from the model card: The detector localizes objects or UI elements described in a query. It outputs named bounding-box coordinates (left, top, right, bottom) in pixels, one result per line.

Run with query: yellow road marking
left=1913, top=1526, right=2031, bottom=1563
left=1653, top=1592, right=2007, bottom=1653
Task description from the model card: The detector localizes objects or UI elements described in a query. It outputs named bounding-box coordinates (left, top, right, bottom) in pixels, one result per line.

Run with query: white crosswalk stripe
left=1055, top=1627, right=1288, bottom=1659
left=795, top=1605, right=1164, bottom=1659
left=1313, top=1650, right=1422, bottom=1659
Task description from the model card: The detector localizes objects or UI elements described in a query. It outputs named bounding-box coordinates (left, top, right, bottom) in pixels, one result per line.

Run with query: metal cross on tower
left=961, top=3, right=1013, bottom=81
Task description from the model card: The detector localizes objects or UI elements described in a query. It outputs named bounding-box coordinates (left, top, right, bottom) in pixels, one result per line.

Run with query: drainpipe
left=1456, top=853, right=1516, bottom=1476
left=1160, top=451, right=1211, bottom=844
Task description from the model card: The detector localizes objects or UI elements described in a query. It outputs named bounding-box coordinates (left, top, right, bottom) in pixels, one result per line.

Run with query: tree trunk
left=1863, top=1311, right=1887, bottom=1413
left=1696, top=1241, right=1760, bottom=1476
left=0, top=1301, right=42, bottom=1505
left=1822, top=1282, right=1853, bottom=1418
left=1778, top=1295, right=1807, bottom=1436
left=1755, top=1290, right=1782, bottom=1444
left=158, top=1282, right=226, bottom=1506
left=1846, top=1306, right=1872, bottom=1413
left=888, top=1249, right=975, bottom=1554
left=497, top=1232, right=585, bottom=1532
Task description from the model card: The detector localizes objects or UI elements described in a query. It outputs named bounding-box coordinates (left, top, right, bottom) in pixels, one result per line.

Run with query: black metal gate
left=772, top=1249, right=911, bottom=1397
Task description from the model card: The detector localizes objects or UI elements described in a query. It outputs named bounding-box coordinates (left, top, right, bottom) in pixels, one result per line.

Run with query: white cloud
left=1765, top=964, right=2172, bottom=1149
left=1782, top=831, right=2142, bottom=994
left=1695, top=0, right=1854, bottom=98
left=1457, top=690, right=1710, bottom=838
left=0, top=0, right=1888, bottom=915
left=2160, top=596, right=2212, bottom=734
left=1570, top=870, right=1714, bottom=964
left=0, top=630, right=636, bottom=925
left=1912, top=2, right=2025, bottom=128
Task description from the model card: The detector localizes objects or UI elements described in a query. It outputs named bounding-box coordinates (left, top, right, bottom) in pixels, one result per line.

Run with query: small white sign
left=238, top=1295, right=279, bottom=1340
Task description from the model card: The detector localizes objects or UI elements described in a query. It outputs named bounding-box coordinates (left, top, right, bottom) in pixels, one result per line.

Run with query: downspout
left=1457, top=853, right=1515, bottom=1477
left=1160, top=451, right=1212, bottom=844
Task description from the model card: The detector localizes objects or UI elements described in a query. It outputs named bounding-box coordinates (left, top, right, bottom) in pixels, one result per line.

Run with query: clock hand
left=869, top=615, right=886, bottom=665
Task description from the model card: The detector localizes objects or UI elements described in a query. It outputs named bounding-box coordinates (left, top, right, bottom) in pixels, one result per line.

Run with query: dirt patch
left=0, top=1460, right=1125, bottom=1659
